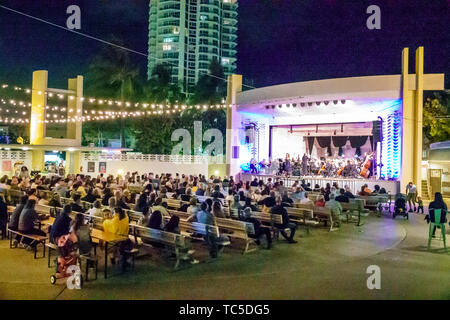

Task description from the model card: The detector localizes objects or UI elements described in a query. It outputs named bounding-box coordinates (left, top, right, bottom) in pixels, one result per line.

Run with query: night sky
left=0, top=0, right=448, bottom=90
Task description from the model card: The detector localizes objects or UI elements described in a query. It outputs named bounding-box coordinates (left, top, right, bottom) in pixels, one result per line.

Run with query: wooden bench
left=5, top=189, right=25, bottom=206
left=358, top=195, right=390, bottom=212
left=131, top=224, right=193, bottom=270
left=215, top=217, right=257, bottom=254
left=177, top=220, right=231, bottom=249
left=312, top=207, right=336, bottom=231
left=286, top=207, right=318, bottom=235
left=8, top=228, right=47, bottom=259
left=124, top=209, right=145, bottom=224
left=165, top=198, right=182, bottom=209
left=340, top=199, right=367, bottom=226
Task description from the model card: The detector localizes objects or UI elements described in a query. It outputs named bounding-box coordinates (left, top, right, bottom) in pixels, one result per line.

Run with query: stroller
left=393, top=194, right=408, bottom=220
left=50, top=233, right=82, bottom=287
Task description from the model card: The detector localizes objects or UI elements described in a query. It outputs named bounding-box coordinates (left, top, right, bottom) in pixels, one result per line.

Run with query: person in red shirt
left=315, top=195, right=326, bottom=207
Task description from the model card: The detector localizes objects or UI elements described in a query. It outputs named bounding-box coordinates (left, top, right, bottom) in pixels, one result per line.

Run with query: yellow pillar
left=225, top=74, right=242, bottom=177
left=30, top=71, right=48, bottom=145
left=401, top=46, right=426, bottom=192
left=67, top=76, right=83, bottom=144
left=31, top=150, right=45, bottom=172
left=65, top=150, right=81, bottom=174
left=414, top=47, right=424, bottom=191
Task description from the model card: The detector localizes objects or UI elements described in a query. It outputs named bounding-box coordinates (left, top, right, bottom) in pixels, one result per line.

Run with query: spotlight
left=292, top=103, right=297, bottom=107
left=300, top=103, right=305, bottom=107
left=278, top=104, right=282, bottom=108
left=324, top=101, right=329, bottom=105
left=286, top=104, right=290, bottom=108
left=333, top=100, right=338, bottom=105
left=271, top=105, right=275, bottom=109
left=316, top=101, right=321, bottom=106
left=307, top=102, right=312, bottom=106
left=265, top=105, right=270, bottom=109
left=341, top=100, right=346, bottom=104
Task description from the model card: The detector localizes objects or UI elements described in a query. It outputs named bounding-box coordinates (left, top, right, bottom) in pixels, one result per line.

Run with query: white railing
left=82, top=152, right=225, bottom=164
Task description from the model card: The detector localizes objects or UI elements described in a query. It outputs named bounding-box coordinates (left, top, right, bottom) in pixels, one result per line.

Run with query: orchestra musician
left=243, top=151, right=378, bottom=180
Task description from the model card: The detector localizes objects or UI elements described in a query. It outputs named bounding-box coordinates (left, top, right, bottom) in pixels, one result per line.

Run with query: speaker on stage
left=372, top=120, right=382, bottom=144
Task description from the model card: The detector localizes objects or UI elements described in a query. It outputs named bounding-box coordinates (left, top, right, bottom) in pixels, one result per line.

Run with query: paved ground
left=0, top=208, right=449, bottom=300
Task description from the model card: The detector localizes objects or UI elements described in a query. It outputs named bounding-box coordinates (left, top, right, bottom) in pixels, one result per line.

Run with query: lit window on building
left=163, top=44, right=172, bottom=51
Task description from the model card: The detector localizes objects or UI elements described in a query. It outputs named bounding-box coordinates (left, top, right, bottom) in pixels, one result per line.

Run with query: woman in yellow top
left=72, top=181, right=87, bottom=198
left=103, top=207, right=129, bottom=236
left=103, top=207, right=130, bottom=267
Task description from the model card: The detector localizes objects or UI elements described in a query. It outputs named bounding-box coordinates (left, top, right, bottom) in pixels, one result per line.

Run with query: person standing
left=405, top=182, right=417, bottom=212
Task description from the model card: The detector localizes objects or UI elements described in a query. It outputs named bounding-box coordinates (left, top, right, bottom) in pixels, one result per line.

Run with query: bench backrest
left=124, top=209, right=145, bottom=223
left=313, top=207, right=332, bottom=216
left=35, top=204, right=53, bottom=214
left=165, top=198, right=181, bottom=209
left=178, top=220, right=220, bottom=237
left=132, top=224, right=187, bottom=247
left=215, top=217, right=252, bottom=237
left=250, top=212, right=283, bottom=225
left=286, top=207, right=314, bottom=219
left=168, top=209, right=190, bottom=220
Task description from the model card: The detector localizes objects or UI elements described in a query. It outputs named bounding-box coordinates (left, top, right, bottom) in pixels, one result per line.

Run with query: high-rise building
left=148, top=0, right=238, bottom=93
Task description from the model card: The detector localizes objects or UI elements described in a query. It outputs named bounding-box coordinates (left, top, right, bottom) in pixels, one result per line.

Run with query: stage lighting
left=300, top=102, right=305, bottom=107
left=341, top=100, right=346, bottom=104
left=324, top=101, right=329, bottom=105
left=292, top=103, right=297, bottom=107
left=271, top=105, right=275, bottom=109
left=278, top=104, right=282, bottom=108
left=307, top=102, right=313, bottom=106
left=286, top=104, right=290, bottom=108
left=316, top=101, right=321, bottom=106
left=265, top=105, right=270, bottom=109
left=333, top=100, right=338, bottom=105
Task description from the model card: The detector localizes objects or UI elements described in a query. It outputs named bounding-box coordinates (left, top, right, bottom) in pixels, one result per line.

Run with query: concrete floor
left=0, top=210, right=449, bottom=300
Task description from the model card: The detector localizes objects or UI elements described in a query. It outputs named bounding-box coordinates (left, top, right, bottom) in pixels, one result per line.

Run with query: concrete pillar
left=67, top=76, right=83, bottom=144
left=30, top=71, right=48, bottom=145
left=31, top=150, right=45, bottom=172
left=65, top=150, right=81, bottom=174
left=225, top=74, right=242, bottom=177
left=414, top=47, right=424, bottom=191
left=400, top=48, right=414, bottom=191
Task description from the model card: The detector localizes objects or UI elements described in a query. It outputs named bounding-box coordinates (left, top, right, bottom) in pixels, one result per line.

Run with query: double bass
left=360, top=153, right=374, bottom=178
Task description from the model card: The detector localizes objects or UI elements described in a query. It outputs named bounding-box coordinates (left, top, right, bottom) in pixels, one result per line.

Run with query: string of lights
left=0, top=82, right=232, bottom=110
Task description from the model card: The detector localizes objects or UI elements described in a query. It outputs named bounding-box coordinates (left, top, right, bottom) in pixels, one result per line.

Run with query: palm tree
left=85, top=38, right=140, bottom=148
left=190, top=58, right=226, bottom=105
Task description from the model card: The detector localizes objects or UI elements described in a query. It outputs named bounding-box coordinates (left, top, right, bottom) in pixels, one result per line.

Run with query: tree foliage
left=82, top=45, right=227, bottom=155
left=423, top=91, right=450, bottom=148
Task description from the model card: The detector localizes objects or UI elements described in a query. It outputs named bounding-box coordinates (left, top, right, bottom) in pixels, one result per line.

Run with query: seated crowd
left=0, top=171, right=397, bottom=269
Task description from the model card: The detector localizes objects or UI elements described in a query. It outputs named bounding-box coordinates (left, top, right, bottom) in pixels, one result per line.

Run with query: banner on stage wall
left=88, top=162, right=95, bottom=173
left=99, top=162, right=106, bottom=174
left=2, top=160, right=11, bottom=172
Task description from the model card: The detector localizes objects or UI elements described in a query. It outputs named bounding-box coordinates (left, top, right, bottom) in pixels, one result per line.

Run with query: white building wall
left=80, top=153, right=209, bottom=177
left=0, top=150, right=32, bottom=176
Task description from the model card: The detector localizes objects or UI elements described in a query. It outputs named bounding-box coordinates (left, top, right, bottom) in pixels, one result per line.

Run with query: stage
left=239, top=173, right=401, bottom=195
